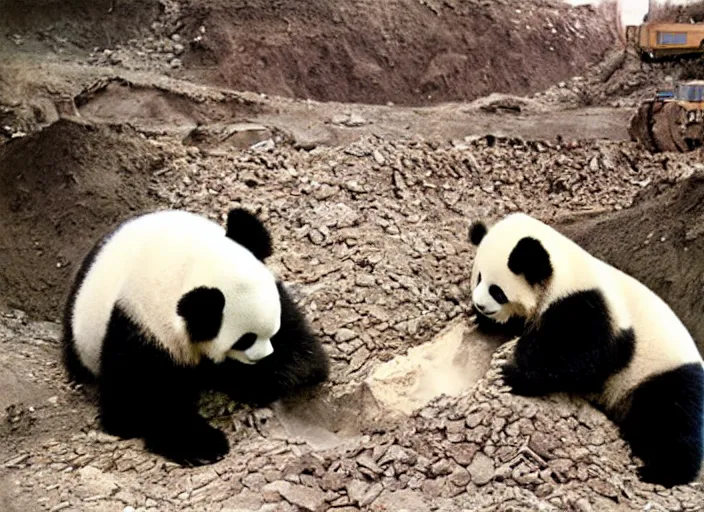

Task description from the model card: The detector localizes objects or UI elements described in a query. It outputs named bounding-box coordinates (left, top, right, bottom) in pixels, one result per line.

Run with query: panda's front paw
left=234, top=385, right=282, bottom=408
left=499, top=361, right=522, bottom=389
left=146, top=418, right=229, bottom=467
left=188, top=422, right=229, bottom=466
left=471, top=311, right=500, bottom=333
left=472, top=310, right=524, bottom=340
left=500, top=362, right=544, bottom=397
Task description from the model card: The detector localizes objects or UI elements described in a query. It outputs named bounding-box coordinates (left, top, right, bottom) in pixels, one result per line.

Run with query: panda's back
left=70, top=210, right=228, bottom=375
left=596, top=259, right=703, bottom=409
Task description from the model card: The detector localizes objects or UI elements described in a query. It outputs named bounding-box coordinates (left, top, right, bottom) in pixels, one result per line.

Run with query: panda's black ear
left=508, top=237, right=552, bottom=285
left=226, top=208, right=273, bottom=261
left=469, top=221, right=488, bottom=246
left=177, top=287, right=225, bottom=343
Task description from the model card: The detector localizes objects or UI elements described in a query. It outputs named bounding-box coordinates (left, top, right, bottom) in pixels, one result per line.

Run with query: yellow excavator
left=629, top=80, right=704, bottom=152
left=626, top=22, right=704, bottom=61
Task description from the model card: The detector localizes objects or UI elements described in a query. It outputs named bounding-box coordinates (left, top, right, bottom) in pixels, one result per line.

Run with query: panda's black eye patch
left=232, top=332, right=257, bottom=351
left=489, top=285, right=508, bottom=304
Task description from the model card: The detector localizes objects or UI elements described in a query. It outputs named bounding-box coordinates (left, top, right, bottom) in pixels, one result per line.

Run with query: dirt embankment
left=0, top=119, right=164, bottom=320
left=1, top=0, right=619, bottom=107
left=178, top=0, right=618, bottom=106
left=558, top=172, right=704, bottom=351
left=649, top=1, right=704, bottom=23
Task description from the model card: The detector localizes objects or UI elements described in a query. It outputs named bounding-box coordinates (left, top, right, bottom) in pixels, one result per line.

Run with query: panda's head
left=175, top=208, right=281, bottom=365
left=468, top=213, right=554, bottom=324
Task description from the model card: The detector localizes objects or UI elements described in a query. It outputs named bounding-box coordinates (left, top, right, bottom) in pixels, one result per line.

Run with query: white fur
left=70, top=210, right=281, bottom=375
left=472, top=213, right=703, bottom=411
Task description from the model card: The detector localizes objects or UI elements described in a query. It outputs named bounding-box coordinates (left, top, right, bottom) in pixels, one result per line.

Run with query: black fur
left=508, top=237, right=553, bottom=285
left=489, top=284, right=508, bottom=304
left=501, top=289, right=635, bottom=396
left=471, top=305, right=526, bottom=339
left=212, top=280, right=330, bottom=407
left=618, top=363, right=704, bottom=487
left=62, top=230, right=115, bottom=384
left=232, top=332, right=257, bottom=351
left=469, top=221, right=488, bottom=246
left=98, top=306, right=229, bottom=466
left=226, top=208, right=273, bottom=261
left=177, top=287, right=226, bottom=342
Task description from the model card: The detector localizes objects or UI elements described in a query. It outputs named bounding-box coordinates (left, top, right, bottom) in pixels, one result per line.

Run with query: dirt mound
left=557, top=172, right=704, bottom=351
left=177, top=0, right=617, bottom=106
left=0, top=118, right=164, bottom=320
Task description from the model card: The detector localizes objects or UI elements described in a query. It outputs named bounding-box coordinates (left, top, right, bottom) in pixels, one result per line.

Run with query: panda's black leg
left=98, top=380, right=142, bottom=440
left=618, top=362, right=704, bottom=488
left=142, top=412, right=229, bottom=467
left=100, top=372, right=229, bottom=467
left=99, top=306, right=229, bottom=466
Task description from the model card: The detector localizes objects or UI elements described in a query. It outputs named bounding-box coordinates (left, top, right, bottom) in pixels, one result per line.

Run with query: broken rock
left=262, top=481, right=326, bottom=512
left=467, top=452, right=495, bottom=486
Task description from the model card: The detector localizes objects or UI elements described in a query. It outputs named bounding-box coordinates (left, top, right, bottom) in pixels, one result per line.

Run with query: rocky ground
left=2, top=1, right=704, bottom=511
left=2, top=123, right=704, bottom=512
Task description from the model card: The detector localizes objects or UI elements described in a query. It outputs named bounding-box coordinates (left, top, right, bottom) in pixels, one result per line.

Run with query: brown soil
left=179, top=0, right=618, bottom=106
left=0, top=118, right=164, bottom=319
left=558, top=172, right=704, bottom=352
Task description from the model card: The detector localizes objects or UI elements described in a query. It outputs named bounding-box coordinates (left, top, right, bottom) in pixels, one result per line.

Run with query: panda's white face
left=197, top=273, right=282, bottom=365
left=471, top=272, right=510, bottom=318
left=469, top=214, right=554, bottom=324
left=471, top=258, right=535, bottom=324
left=219, top=294, right=281, bottom=366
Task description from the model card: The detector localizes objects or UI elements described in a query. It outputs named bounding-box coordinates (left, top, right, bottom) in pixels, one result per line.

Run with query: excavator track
left=629, top=81, right=704, bottom=153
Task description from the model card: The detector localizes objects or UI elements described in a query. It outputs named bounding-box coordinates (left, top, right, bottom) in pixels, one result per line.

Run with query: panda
left=468, top=212, right=704, bottom=488
left=62, top=208, right=329, bottom=466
